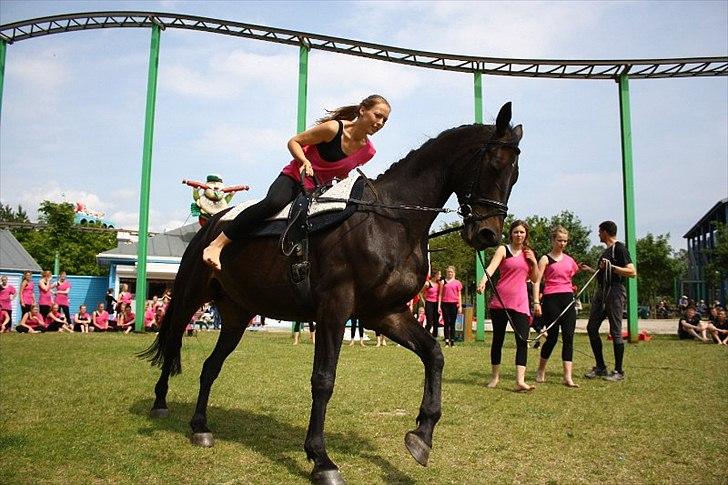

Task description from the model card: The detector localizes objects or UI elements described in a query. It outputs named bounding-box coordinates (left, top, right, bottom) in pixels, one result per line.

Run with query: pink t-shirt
left=38, top=280, right=53, bottom=306
left=0, top=284, right=16, bottom=310
left=144, top=309, right=155, bottom=326
left=121, top=311, right=135, bottom=326
left=75, top=311, right=91, bottom=323
left=543, top=254, right=579, bottom=295
left=440, top=279, right=463, bottom=303
left=424, top=281, right=440, bottom=302
left=25, top=314, right=44, bottom=329
left=280, top=139, right=376, bottom=191
left=119, top=292, right=132, bottom=305
left=94, top=310, right=110, bottom=329
left=46, top=310, right=64, bottom=325
left=55, top=280, right=71, bottom=306
left=489, top=246, right=531, bottom=316
left=21, top=281, right=35, bottom=305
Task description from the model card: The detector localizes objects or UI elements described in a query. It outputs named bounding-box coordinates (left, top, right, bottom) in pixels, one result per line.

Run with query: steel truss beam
left=1, top=11, right=726, bottom=80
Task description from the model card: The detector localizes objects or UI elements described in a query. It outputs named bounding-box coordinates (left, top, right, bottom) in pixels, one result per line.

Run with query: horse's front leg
left=304, top=316, right=347, bottom=485
left=364, top=308, right=444, bottom=466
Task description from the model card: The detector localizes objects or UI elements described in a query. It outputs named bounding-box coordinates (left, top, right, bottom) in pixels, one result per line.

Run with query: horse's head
left=455, top=102, right=522, bottom=250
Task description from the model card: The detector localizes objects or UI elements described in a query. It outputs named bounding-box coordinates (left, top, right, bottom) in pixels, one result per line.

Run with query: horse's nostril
left=478, top=228, right=496, bottom=244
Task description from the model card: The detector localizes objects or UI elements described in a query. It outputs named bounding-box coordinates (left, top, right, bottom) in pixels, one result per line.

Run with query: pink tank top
left=543, top=254, right=579, bottom=295
left=441, top=279, right=463, bottom=303
left=0, top=284, right=16, bottom=310
left=39, top=280, right=53, bottom=306
left=489, top=246, right=531, bottom=316
left=424, top=282, right=440, bottom=302
left=21, top=281, right=35, bottom=305
left=120, top=292, right=132, bottom=305
left=281, top=140, right=376, bottom=190
left=95, top=310, right=109, bottom=327
left=55, top=280, right=71, bottom=306
left=26, top=314, right=44, bottom=329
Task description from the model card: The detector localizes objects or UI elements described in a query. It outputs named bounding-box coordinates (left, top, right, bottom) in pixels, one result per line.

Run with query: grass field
left=1, top=330, right=726, bottom=484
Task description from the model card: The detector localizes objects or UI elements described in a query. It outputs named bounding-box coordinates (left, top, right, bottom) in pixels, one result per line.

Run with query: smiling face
left=358, top=102, right=390, bottom=136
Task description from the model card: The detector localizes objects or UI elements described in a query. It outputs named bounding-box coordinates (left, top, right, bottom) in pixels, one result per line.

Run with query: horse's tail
left=138, top=219, right=220, bottom=375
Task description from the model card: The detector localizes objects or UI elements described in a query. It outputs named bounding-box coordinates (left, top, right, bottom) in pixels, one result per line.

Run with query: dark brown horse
left=142, top=102, right=522, bottom=484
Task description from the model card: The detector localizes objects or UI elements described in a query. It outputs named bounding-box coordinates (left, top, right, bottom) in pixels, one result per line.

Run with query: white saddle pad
left=221, top=175, right=361, bottom=222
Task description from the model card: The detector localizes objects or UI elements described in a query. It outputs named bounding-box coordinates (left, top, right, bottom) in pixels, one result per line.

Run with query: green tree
left=11, top=201, right=116, bottom=276
left=0, top=204, right=30, bottom=223
left=636, top=233, right=683, bottom=308
left=429, top=221, right=477, bottom=303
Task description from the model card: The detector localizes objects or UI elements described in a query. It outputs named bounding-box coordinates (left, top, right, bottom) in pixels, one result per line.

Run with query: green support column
left=292, top=42, right=309, bottom=333
left=135, top=24, right=162, bottom=332
left=474, top=72, right=486, bottom=342
left=617, top=73, right=639, bottom=343
left=0, top=40, right=7, bottom=121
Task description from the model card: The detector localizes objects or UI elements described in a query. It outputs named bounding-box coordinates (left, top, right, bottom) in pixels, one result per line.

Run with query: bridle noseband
left=457, top=139, right=520, bottom=223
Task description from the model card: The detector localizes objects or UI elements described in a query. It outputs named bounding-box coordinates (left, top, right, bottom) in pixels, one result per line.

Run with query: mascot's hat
left=206, top=174, right=223, bottom=183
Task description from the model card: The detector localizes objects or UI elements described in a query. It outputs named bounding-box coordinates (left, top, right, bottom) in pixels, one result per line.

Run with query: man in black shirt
left=583, top=221, right=637, bottom=382
left=678, top=306, right=707, bottom=341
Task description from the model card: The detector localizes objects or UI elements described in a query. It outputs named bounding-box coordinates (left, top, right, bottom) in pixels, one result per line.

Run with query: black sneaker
left=584, top=367, right=608, bottom=379
left=603, top=370, right=625, bottom=382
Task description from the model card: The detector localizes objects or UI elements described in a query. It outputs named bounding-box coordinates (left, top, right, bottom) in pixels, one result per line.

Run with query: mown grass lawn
left=0, top=330, right=726, bottom=484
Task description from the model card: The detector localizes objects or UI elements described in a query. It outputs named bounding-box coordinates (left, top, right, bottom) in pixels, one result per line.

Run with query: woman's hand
left=524, top=248, right=537, bottom=266
left=476, top=282, right=486, bottom=294
left=533, top=302, right=542, bottom=317
left=299, top=160, right=314, bottom=177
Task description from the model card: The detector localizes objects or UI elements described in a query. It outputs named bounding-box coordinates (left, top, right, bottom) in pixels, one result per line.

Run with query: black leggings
left=424, top=300, right=439, bottom=338
left=293, top=321, right=316, bottom=333
left=223, top=174, right=301, bottom=240
left=59, top=305, right=71, bottom=326
left=490, top=309, right=530, bottom=366
left=441, top=302, right=458, bottom=342
left=350, top=318, right=363, bottom=339
left=539, top=292, right=576, bottom=362
left=39, top=305, right=51, bottom=319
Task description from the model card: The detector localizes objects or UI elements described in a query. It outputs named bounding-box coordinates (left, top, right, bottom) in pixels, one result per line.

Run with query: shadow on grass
left=129, top=399, right=415, bottom=484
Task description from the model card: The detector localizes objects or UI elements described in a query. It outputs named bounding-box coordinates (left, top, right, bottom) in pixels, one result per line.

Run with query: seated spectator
left=17, top=305, right=45, bottom=333
left=46, top=303, right=72, bottom=332
left=416, top=306, right=426, bottom=326
left=707, top=308, right=728, bottom=345
left=147, top=306, right=164, bottom=333
left=678, top=306, right=708, bottom=341
left=92, top=303, right=111, bottom=332
left=117, top=303, right=135, bottom=334
left=144, top=302, right=155, bottom=330
left=0, top=308, right=10, bottom=333
left=74, top=304, right=91, bottom=333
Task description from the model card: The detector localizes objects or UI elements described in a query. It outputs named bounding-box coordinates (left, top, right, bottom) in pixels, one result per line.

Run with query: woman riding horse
left=143, top=102, right=522, bottom=485
left=203, top=94, right=391, bottom=271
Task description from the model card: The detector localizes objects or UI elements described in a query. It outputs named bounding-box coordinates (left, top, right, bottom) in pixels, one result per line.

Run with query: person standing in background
left=0, top=275, right=17, bottom=324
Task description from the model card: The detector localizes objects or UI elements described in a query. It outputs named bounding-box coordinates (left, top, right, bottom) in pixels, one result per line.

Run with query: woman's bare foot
left=486, top=377, right=499, bottom=388
left=360, top=340, right=365, bottom=347
left=536, top=371, right=546, bottom=383
left=515, top=383, right=535, bottom=392
left=203, top=233, right=232, bottom=271
left=563, top=380, right=580, bottom=388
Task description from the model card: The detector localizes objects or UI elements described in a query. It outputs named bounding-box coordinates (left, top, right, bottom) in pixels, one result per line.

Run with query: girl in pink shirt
left=17, top=305, right=45, bottom=333
left=20, top=271, right=35, bottom=315
left=423, top=270, right=443, bottom=338
left=0, top=309, right=10, bottom=332
left=92, top=303, right=111, bottom=332
left=202, top=95, right=391, bottom=272
left=54, top=271, right=72, bottom=324
left=532, top=225, right=587, bottom=388
left=439, top=266, right=463, bottom=348
left=0, top=275, right=17, bottom=320
left=45, top=303, right=72, bottom=332
left=74, top=304, right=92, bottom=333
left=478, top=220, right=539, bottom=392
left=38, top=270, right=54, bottom=318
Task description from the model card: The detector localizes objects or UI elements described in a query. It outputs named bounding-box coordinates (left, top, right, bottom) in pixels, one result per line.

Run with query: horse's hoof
left=405, top=431, right=431, bottom=466
left=149, top=408, right=169, bottom=419
left=311, top=468, right=345, bottom=485
left=190, top=432, right=214, bottom=447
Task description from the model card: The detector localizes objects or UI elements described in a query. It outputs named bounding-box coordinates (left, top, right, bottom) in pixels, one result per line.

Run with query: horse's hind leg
left=189, top=297, right=253, bottom=447
left=363, top=308, right=443, bottom=467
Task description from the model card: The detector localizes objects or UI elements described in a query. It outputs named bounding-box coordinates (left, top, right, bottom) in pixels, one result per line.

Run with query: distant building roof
left=683, top=198, right=728, bottom=239
left=0, top=229, right=42, bottom=272
left=97, top=223, right=200, bottom=263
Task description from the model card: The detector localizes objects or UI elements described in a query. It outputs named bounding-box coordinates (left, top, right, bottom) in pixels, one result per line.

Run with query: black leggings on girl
left=441, top=302, right=458, bottom=342
left=539, top=292, right=576, bottom=361
left=350, top=318, right=363, bottom=339
left=223, top=174, right=301, bottom=240
left=424, top=300, right=439, bottom=338
left=490, top=309, right=530, bottom=366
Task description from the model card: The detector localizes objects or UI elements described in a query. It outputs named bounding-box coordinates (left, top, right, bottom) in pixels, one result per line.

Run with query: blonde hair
left=317, top=94, right=390, bottom=124
left=551, top=225, right=569, bottom=241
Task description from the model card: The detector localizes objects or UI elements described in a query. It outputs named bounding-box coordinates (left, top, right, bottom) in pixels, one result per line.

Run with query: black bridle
left=456, top=139, right=520, bottom=223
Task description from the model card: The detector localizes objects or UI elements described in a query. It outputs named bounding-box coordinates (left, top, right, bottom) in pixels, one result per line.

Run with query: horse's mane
left=374, top=123, right=496, bottom=182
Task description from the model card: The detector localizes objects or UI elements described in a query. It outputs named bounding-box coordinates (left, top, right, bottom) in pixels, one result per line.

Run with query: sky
left=0, top=0, right=726, bottom=251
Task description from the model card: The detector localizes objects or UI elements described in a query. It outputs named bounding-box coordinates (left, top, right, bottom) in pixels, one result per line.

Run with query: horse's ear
left=512, top=124, right=523, bottom=142
left=495, top=102, right=512, bottom=137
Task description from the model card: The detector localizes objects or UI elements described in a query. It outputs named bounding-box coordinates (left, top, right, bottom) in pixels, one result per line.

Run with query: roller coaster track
left=1, top=11, right=726, bottom=80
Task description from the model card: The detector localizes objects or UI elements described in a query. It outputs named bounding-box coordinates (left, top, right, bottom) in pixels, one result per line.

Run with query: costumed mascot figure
left=183, top=174, right=249, bottom=226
